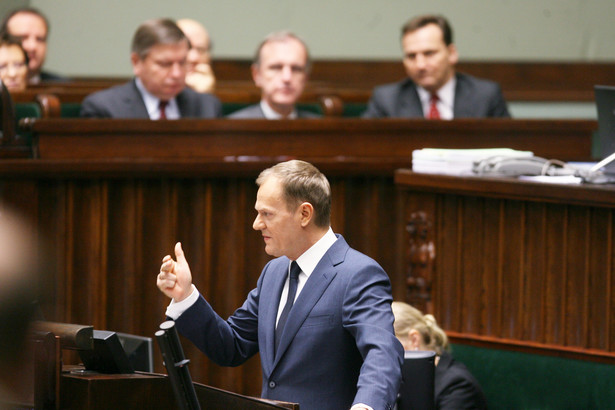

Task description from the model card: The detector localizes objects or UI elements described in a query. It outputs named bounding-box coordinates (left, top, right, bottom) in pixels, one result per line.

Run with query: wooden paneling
left=396, top=171, right=615, bottom=352
left=22, top=118, right=596, bottom=162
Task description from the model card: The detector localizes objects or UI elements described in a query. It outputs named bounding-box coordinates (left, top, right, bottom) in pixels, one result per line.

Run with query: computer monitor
left=594, top=85, right=615, bottom=158
left=117, top=332, right=154, bottom=373
left=78, top=330, right=134, bottom=374
left=398, top=350, right=436, bottom=410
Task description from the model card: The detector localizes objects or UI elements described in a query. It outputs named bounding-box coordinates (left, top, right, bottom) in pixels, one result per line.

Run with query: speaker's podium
left=30, top=321, right=298, bottom=410
left=60, top=371, right=297, bottom=409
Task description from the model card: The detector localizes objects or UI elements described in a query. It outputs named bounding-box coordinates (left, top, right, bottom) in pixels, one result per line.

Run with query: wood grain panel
left=523, top=202, right=547, bottom=342
left=396, top=171, right=615, bottom=355
left=587, top=208, right=611, bottom=350
left=480, top=198, right=503, bottom=337
left=544, top=204, right=567, bottom=345
left=459, top=196, right=484, bottom=334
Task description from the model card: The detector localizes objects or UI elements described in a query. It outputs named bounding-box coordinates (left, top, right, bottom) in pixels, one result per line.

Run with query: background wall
left=0, top=0, right=612, bottom=77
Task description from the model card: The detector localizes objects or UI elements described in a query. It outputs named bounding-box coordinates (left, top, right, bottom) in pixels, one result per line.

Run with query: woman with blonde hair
left=392, top=301, right=488, bottom=409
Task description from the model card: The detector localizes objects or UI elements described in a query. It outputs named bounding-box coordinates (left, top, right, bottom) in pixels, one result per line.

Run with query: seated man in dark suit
left=363, top=15, right=510, bottom=119
left=81, top=19, right=221, bottom=119
left=228, top=31, right=319, bottom=119
left=1, top=7, right=66, bottom=83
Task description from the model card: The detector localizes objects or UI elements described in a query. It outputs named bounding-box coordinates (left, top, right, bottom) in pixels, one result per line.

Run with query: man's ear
left=251, top=64, right=262, bottom=88
left=130, top=52, right=142, bottom=76
left=447, top=43, right=459, bottom=66
left=299, top=202, right=314, bottom=227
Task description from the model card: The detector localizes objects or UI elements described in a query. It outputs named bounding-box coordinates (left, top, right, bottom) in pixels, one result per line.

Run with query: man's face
left=132, top=41, right=188, bottom=101
left=6, top=12, right=47, bottom=76
left=402, top=23, right=458, bottom=93
left=252, top=38, right=308, bottom=115
left=0, top=44, right=28, bottom=91
left=253, top=177, right=305, bottom=260
left=181, top=27, right=211, bottom=69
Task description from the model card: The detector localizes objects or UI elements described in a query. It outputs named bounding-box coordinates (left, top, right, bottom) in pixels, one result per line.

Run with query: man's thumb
left=174, top=242, right=187, bottom=264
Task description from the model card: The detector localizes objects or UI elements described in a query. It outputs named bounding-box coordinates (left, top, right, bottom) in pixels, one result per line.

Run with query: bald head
left=177, top=18, right=211, bottom=64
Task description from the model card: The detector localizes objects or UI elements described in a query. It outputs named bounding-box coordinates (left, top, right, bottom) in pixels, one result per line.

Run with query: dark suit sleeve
left=487, top=84, right=511, bottom=118
left=436, top=356, right=488, bottom=410
left=437, top=375, right=488, bottom=410
left=80, top=93, right=112, bottom=118
left=210, top=94, right=223, bottom=118
left=362, top=87, right=390, bottom=118
left=173, top=264, right=267, bottom=367
left=343, top=256, right=404, bottom=408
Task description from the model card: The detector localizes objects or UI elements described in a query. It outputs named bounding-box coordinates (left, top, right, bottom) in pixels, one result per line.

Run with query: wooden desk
left=60, top=370, right=296, bottom=409
left=395, top=170, right=615, bottom=353
left=22, top=118, right=596, bottom=162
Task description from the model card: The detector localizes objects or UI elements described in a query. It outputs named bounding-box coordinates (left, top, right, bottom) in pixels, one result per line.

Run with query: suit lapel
left=176, top=89, right=191, bottom=117
left=453, top=74, right=473, bottom=117
left=261, top=261, right=288, bottom=376
left=272, top=236, right=349, bottom=367
left=125, top=80, right=149, bottom=118
left=398, top=81, right=424, bottom=117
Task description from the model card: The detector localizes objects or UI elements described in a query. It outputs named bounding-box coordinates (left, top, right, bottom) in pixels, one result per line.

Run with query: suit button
left=269, top=381, right=276, bottom=389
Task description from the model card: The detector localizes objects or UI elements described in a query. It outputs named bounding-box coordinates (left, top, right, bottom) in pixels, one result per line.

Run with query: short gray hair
left=131, top=18, right=188, bottom=59
left=256, top=160, right=331, bottom=228
left=252, top=30, right=311, bottom=72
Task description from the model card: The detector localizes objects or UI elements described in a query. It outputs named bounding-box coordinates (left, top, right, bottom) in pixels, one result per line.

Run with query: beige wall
left=11, top=0, right=613, bottom=77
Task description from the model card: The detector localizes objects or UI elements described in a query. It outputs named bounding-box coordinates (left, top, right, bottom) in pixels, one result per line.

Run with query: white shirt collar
left=416, top=76, right=456, bottom=120
left=294, top=227, right=337, bottom=279
left=260, top=100, right=298, bottom=119
left=135, top=78, right=180, bottom=119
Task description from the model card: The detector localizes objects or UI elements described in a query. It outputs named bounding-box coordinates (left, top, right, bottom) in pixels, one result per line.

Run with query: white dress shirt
left=416, top=77, right=456, bottom=120
left=135, top=78, right=181, bottom=119
left=275, top=227, right=336, bottom=325
left=260, top=100, right=298, bottom=119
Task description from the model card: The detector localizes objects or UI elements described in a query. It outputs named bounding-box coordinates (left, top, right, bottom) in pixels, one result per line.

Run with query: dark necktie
left=159, top=100, right=168, bottom=120
left=275, top=261, right=301, bottom=351
left=428, top=94, right=440, bottom=120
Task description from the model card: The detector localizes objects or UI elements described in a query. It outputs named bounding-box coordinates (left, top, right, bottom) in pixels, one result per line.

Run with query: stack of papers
left=412, top=148, right=534, bottom=175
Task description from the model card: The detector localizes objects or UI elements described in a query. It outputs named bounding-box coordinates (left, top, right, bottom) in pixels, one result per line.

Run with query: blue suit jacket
left=175, top=235, right=403, bottom=410
left=362, top=73, right=510, bottom=118
left=80, top=79, right=222, bottom=118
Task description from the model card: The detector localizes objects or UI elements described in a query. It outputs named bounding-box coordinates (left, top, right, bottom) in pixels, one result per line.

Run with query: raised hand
left=157, top=242, right=193, bottom=302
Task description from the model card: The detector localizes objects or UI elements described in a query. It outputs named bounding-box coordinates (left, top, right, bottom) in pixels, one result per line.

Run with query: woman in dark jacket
left=392, top=301, right=488, bottom=409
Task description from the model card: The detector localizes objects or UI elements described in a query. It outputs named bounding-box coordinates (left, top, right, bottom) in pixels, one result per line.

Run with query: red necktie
left=159, top=100, right=168, bottom=120
left=428, top=94, right=440, bottom=120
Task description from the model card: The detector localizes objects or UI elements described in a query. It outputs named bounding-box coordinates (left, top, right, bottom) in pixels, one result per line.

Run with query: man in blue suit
left=157, top=160, right=403, bottom=410
left=363, top=14, right=509, bottom=119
